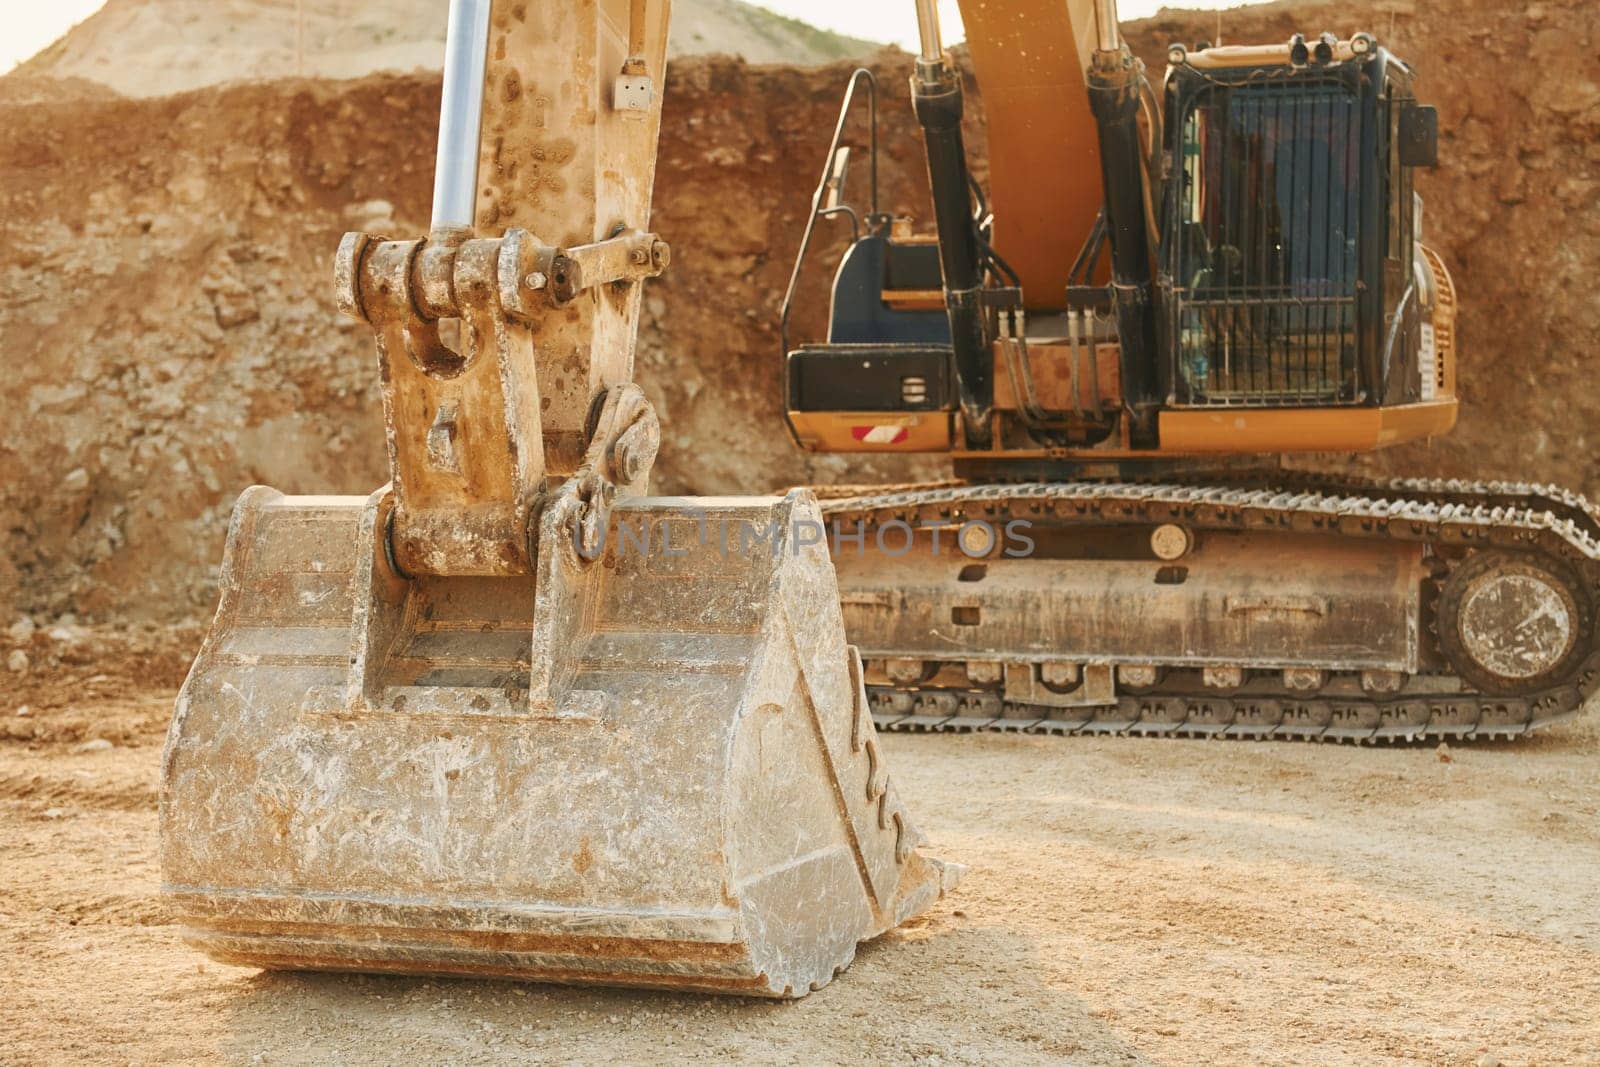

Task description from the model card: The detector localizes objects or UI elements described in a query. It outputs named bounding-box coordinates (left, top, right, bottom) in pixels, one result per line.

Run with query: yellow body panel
left=790, top=401, right=1456, bottom=457
left=881, top=289, right=946, bottom=312
left=788, top=411, right=953, bottom=452
left=957, top=0, right=1106, bottom=308
left=1159, top=401, right=1458, bottom=453
left=991, top=341, right=1122, bottom=412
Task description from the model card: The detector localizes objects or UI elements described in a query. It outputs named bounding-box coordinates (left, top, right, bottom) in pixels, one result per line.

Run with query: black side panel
left=883, top=242, right=945, bottom=292
left=787, top=345, right=954, bottom=412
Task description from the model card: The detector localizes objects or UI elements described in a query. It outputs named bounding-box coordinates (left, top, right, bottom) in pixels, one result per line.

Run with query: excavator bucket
left=161, top=487, right=953, bottom=995
left=159, top=0, right=954, bottom=997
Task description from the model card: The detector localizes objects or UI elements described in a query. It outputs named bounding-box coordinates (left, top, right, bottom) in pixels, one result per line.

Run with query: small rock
left=1477, top=1055, right=1501, bottom=1067
left=47, top=626, right=79, bottom=644
left=62, top=467, right=90, bottom=493
left=201, top=263, right=260, bottom=329
left=8, top=616, right=35, bottom=643
left=42, top=808, right=66, bottom=819
left=14, top=705, right=30, bottom=718
left=6, top=649, right=28, bottom=673
left=74, top=738, right=114, bottom=754
left=346, top=198, right=395, bottom=225
left=1436, top=741, right=1453, bottom=764
left=1495, top=161, right=1527, bottom=205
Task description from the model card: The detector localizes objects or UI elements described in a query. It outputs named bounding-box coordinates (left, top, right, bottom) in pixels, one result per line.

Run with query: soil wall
left=2, top=0, right=1596, bottom=622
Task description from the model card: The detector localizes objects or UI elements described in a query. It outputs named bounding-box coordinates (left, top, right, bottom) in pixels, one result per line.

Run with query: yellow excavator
left=157, top=0, right=1595, bottom=1004
left=782, top=0, right=1600, bottom=740
left=160, top=0, right=955, bottom=998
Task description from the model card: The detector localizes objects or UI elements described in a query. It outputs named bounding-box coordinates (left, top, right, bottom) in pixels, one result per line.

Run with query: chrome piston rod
left=914, top=0, right=944, bottom=63
left=1094, top=0, right=1121, bottom=51
left=431, top=0, right=494, bottom=232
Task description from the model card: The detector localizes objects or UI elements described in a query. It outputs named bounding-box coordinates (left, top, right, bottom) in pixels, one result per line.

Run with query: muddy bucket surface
left=161, top=488, right=956, bottom=997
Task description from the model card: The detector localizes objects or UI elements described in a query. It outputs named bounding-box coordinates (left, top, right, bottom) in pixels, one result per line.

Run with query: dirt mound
left=0, top=61, right=939, bottom=622
left=0, top=75, right=118, bottom=106
left=1, top=0, right=1597, bottom=624
left=18, top=0, right=878, bottom=98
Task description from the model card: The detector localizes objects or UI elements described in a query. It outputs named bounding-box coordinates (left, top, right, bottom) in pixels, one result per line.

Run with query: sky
left=756, top=0, right=1261, bottom=51
left=4, top=0, right=108, bottom=72
left=1, top=0, right=1267, bottom=73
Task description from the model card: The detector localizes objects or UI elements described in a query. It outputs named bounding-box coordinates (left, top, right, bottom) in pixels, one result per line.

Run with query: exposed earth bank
left=2, top=0, right=1597, bottom=623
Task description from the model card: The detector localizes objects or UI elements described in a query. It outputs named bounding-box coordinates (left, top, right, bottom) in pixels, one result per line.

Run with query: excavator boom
left=954, top=0, right=1107, bottom=307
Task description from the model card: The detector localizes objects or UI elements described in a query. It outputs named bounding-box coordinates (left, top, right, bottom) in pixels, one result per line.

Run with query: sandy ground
left=3, top=668, right=1598, bottom=1067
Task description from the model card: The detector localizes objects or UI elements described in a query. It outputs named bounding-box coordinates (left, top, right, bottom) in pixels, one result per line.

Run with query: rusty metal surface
left=334, top=226, right=669, bottom=577
left=1435, top=548, right=1589, bottom=697
left=164, top=488, right=957, bottom=996
left=471, top=0, right=667, bottom=454
left=835, top=530, right=1424, bottom=673
left=327, top=0, right=681, bottom=579
left=1458, top=572, right=1573, bottom=679
left=163, top=0, right=955, bottom=997
left=818, top=476, right=1600, bottom=743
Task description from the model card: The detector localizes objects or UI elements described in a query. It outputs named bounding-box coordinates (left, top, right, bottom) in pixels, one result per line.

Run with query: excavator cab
left=1161, top=36, right=1443, bottom=416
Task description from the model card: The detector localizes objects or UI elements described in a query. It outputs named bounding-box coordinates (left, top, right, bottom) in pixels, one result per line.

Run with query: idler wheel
left=1436, top=550, right=1591, bottom=695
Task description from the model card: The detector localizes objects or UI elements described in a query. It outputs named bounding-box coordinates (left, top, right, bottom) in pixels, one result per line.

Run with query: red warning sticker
left=851, top=425, right=910, bottom=445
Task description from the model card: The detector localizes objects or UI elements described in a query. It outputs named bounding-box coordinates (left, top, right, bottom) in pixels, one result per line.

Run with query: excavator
left=159, top=0, right=956, bottom=998
left=156, top=0, right=1595, bottom=1004
left=782, top=0, right=1600, bottom=741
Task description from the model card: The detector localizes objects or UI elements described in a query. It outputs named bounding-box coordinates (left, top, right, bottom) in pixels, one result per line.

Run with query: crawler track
left=820, top=476, right=1600, bottom=743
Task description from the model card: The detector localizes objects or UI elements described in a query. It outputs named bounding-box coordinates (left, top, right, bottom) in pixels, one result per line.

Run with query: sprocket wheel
left=1435, top=549, right=1592, bottom=696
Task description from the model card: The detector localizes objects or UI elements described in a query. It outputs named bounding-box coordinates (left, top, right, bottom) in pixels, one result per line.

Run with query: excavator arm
left=160, top=0, right=954, bottom=998
left=950, top=0, right=1118, bottom=309
left=911, top=0, right=1157, bottom=441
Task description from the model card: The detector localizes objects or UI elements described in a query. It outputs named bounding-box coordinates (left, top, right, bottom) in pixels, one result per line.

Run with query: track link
left=820, top=477, right=1600, bottom=744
